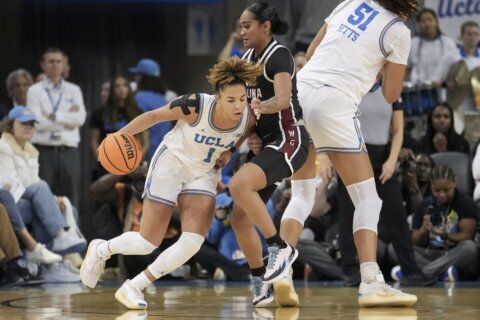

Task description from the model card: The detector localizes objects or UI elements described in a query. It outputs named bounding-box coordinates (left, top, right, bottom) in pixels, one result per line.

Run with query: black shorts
left=249, top=125, right=309, bottom=201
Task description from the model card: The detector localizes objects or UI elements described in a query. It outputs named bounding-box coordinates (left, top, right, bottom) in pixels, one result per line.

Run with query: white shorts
left=298, top=83, right=367, bottom=154
left=142, top=146, right=220, bottom=207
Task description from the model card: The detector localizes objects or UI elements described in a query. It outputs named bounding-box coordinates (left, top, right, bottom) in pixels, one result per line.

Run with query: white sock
left=147, top=232, right=204, bottom=279
left=360, top=262, right=380, bottom=284
left=129, top=272, right=151, bottom=291
left=96, top=232, right=157, bottom=259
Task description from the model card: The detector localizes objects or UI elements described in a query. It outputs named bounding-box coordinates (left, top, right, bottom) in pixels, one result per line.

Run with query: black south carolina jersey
left=242, top=39, right=304, bottom=144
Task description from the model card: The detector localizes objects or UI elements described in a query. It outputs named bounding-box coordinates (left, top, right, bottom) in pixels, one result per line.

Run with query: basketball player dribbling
left=80, top=58, right=261, bottom=310
left=228, top=2, right=310, bottom=307
left=295, top=0, right=419, bottom=306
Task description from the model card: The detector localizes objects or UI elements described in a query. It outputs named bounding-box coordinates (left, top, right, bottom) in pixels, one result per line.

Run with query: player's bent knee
left=130, top=232, right=158, bottom=254
left=353, top=196, right=382, bottom=234
left=281, top=179, right=316, bottom=225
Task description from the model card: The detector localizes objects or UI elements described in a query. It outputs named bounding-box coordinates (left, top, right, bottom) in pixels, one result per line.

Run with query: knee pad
left=125, top=232, right=158, bottom=255
left=346, top=178, right=382, bottom=234
left=148, top=232, right=204, bottom=278
left=281, top=179, right=316, bottom=225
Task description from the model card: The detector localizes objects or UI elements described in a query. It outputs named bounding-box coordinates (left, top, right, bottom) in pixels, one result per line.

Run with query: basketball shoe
left=262, top=243, right=298, bottom=284
left=80, top=239, right=109, bottom=288
left=273, top=267, right=299, bottom=307
left=358, top=273, right=417, bottom=307
left=250, top=275, right=274, bottom=307
left=115, top=280, right=148, bottom=310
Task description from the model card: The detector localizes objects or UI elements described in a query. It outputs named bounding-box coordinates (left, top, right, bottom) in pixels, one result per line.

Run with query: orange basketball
left=98, top=132, right=143, bottom=175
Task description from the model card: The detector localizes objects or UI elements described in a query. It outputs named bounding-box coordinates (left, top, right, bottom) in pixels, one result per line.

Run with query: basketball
left=98, top=132, right=142, bottom=175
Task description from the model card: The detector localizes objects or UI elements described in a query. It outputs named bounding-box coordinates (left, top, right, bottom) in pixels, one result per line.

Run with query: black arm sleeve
left=169, top=93, right=200, bottom=115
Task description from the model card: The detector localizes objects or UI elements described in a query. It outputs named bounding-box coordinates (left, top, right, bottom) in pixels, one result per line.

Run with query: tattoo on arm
left=261, top=96, right=278, bottom=111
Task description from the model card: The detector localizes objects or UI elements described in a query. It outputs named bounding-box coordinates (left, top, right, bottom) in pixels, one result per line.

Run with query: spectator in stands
left=0, top=203, right=45, bottom=286
left=416, top=102, right=470, bottom=155
left=90, top=74, right=149, bottom=179
left=2, top=69, right=34, bottom=121
left=433, top=21, right=480, bottom=133
left=218, top=18, right=246, bottom=61
left=294, top=51, right=307, bottom=72
left=0, top=106, right=85, bottom=282
left=27, top=47, right=87, bottom=208
left=408, top=8, right=457, bottom=84
left=129, top=58, right=177, bottom=159
left=0, top=189, right=61, bottom=265
left=473, top=143, right=480, bottom=203
left=331, top=83, right=435, bottom=287
left=411, top=165, right=479, bottom=280
left=400, top=154, right=435, bottom=216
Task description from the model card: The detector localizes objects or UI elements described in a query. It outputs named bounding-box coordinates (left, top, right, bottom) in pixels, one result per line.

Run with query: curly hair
left=376, top=0, right=419, bottom=19
left=207, top=57, right=263, bottom=92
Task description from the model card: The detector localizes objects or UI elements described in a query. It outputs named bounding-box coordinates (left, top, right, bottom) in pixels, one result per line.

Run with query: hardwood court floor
left=1, top=281, right=480, bottom=319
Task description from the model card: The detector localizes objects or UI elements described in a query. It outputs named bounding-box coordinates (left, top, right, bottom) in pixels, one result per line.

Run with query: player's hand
left=251, top=98, right=262, bottom=118
left=214, top=150, right=232, bottom=170
left=318, top=154, right=334, bottom=182
left=248, top=133, right=262, bottom=154
left=380, top=158, right=396, bottom=184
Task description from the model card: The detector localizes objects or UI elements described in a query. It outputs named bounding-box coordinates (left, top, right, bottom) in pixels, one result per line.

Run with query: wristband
left=229, top=146, right=237, bottom=153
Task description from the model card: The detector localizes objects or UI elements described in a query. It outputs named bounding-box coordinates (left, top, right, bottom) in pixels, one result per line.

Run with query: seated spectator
left=294, top=52, right=307, bottom=72
left=0, top=106, right=85, bottom=282
left=400, top=154, right=435, bottom=216
left=411, top=165, right=479, bottom=280
left=0, top=189, right=61, bottom=265
left=0, top=203, right=44, bottom=286
left=90, top=74, right=149, bottom=180
left=416, top=103, right=470, bottom=156
left=473, top=143, right=480, bottom=203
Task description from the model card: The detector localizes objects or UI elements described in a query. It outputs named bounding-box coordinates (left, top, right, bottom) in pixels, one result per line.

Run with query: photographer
left=400, top=154, right=435, bottom=216
left=411, top=165, right=479, bottom=280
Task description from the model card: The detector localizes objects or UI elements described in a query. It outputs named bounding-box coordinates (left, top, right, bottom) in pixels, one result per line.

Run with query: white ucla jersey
left=162, top=93, right=250, bottom=174
left=298, top=0, right=411, bottom=105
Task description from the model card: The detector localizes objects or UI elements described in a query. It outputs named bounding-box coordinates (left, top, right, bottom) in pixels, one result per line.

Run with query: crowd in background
left=0, top=2, right=480, bottom=288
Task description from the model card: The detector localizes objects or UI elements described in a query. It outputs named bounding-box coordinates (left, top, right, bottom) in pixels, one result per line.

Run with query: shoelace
left=252, top=278, right=263, bottom=296
left=266, top=247, right=279, bottom=270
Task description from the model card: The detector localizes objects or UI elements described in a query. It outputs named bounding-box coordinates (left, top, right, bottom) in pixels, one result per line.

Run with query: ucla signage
left=425, top=0, right=480, bottom=39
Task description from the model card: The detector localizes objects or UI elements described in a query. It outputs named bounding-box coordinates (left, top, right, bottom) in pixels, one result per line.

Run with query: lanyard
left=45, top=88, right=63, bottom=113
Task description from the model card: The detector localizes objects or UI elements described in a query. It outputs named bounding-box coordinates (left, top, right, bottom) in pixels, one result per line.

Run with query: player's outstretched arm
left=120, top=94, right=199, bottom=136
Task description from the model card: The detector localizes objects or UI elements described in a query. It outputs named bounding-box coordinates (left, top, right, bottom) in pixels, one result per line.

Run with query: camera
left=398, top=159, right=416, bottom=174
left=427, top=201, right=446, bottom=227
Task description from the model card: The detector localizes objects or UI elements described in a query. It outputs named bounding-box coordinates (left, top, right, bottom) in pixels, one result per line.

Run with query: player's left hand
left=214, top=150, right=232, bottom=170
left=380, top=158, right=396, bottom=184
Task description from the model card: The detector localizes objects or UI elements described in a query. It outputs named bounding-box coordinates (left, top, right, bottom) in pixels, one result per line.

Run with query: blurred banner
left=187, top=4, right=222, bottom=55
left=424, top=0, right=480, bottom=40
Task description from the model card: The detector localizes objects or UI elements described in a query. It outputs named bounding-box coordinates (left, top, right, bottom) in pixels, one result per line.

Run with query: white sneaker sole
left=273, top=278, right=299, bottom=307
left=115, top=288, right=148, bottom=310
left=80, top=240, right=103, bottom=288
left=263, top=248, right=299, bottom=285
left=358, top=293, right=417, bottom=307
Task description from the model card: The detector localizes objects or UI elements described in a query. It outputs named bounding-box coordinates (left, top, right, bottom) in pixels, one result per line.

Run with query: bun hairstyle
left=207, top=57, right=263, bottom=92
left=246, top=2, right=289, bottom=35
left=376, top=0, right=419, bottom=19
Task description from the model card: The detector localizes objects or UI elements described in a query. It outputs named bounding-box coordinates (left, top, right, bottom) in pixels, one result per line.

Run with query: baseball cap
left=8, top=106, right=37, bottom=123
left=129, top=59, right=161, bottom=77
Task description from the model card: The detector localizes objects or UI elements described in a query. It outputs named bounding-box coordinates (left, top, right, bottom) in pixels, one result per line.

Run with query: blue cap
left=8, top=106, right=37, bottom=123
left=129, top=59, right=161, bottom=77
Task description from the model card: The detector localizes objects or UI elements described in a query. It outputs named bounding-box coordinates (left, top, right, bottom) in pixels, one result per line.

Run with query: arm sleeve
left=55, top=86, right=87, bottom=127
left=383, top=23, right=412, bottom=65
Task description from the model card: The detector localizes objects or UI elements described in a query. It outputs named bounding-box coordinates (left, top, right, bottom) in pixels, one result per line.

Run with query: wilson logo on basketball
left=121, top=133, right=135, bottom=160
